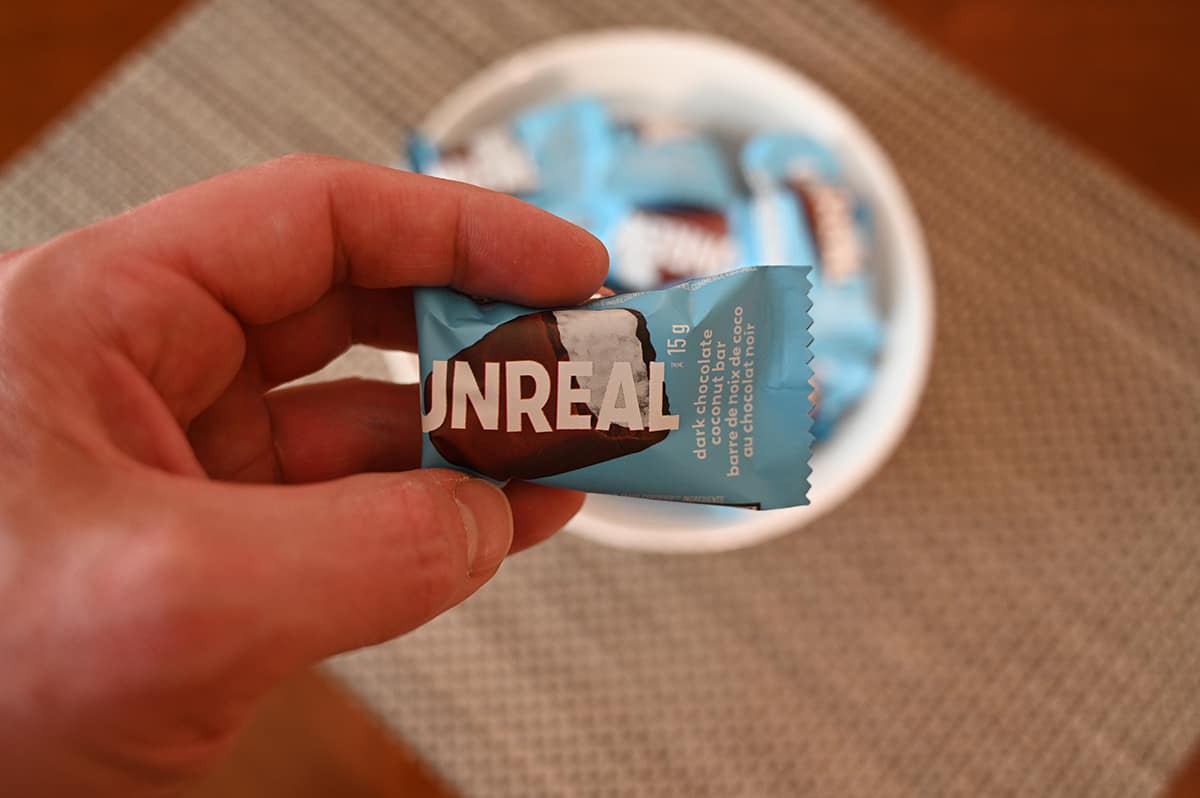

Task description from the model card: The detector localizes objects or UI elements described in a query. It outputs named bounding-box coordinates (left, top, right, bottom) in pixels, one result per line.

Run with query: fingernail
left=454, top=479, right=513, bottom=575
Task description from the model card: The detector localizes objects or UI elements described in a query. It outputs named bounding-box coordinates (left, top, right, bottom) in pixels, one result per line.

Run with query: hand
left=0, top=155, right=607, bottom=796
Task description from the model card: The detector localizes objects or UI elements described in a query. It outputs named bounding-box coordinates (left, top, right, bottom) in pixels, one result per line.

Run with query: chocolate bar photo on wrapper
left=415, top=266, right=814, bottom=510
left=422, top=306, right=672, bottom=480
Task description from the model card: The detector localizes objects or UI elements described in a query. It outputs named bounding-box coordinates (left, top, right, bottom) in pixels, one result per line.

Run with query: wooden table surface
left=2, top=2, right=1198, bottom=796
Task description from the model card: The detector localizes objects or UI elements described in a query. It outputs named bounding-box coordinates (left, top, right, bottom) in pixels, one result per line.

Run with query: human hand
left=0, top=155, right=607, bottom=796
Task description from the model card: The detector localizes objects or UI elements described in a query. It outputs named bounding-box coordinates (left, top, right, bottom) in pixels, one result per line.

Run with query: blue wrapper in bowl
left=607, top=121, right=737, bottom=209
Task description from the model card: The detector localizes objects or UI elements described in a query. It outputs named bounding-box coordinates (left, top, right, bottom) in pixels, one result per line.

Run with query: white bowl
left=384, top=30, right=934, bottom=553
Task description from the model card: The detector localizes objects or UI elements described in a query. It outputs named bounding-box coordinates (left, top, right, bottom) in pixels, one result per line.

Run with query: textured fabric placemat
left=3, top=1, right=1199, bottom=796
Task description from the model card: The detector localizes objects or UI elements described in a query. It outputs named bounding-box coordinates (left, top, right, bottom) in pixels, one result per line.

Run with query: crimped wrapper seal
left=415, top=266, right=813, bottom=510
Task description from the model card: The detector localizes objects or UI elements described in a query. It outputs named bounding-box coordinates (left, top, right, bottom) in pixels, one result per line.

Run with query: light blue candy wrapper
left=733, top=189, right=821, bottom=268
left=406, top=132, right=439, bottom=175
left=415, top=266, right=813, bottom=510
left=739, top=133, right=883, bottom=440
left=512, top=96, right=615, bottom=202
left=740, top=131, right=844, bottom=185
left=607, top=129, right=737, bottom=209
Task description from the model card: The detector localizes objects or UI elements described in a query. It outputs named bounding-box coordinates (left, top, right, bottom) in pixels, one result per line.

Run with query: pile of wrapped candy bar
left=408, top=96, right=883, bottom=442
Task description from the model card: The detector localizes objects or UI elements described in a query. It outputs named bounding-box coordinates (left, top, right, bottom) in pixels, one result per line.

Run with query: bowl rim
left=388, top=28, right=935, bottom=553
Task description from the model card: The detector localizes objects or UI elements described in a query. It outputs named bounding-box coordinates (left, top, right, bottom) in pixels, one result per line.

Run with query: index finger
left=89, top=154, right=609, bottom=325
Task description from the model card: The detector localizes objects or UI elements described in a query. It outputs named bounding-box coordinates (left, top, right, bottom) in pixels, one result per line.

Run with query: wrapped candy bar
left=602, top=205, right=741, bottom=291
left=407, top=126, right=541, bottom=196
left=809, top=356, right=872, bottom=441
left=415, top=266, right=813, bottom=510
left=600, top=120, right=740, bottom=288
left=740, top=132, right=843, bottom=185
left=791, top=177, right=867, bottom=284
left=740, top=133, right=883, bottom=439
left=407, top=96, right=616, bottom=199
left=511, top=96, right=616, bottom=202
left=736, top=185, right=881, bottom=440
left=734, top=188, right=821, bottom=268
left=606, top=119, right=737, bottom=209
left=741, top=132, right=869, bottom=283
left=809, top=278, right=883, bottom=362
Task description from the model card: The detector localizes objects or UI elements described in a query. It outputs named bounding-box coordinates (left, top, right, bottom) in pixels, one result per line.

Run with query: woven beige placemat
left=4, top=1, right=1199, bottom=795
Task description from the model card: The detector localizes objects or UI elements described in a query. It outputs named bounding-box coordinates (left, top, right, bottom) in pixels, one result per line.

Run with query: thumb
left=168, top=468, right=513, bottom=667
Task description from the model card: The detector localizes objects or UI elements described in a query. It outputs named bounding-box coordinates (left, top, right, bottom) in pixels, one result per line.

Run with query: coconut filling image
left=552, top=308, right=652, bottom=428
